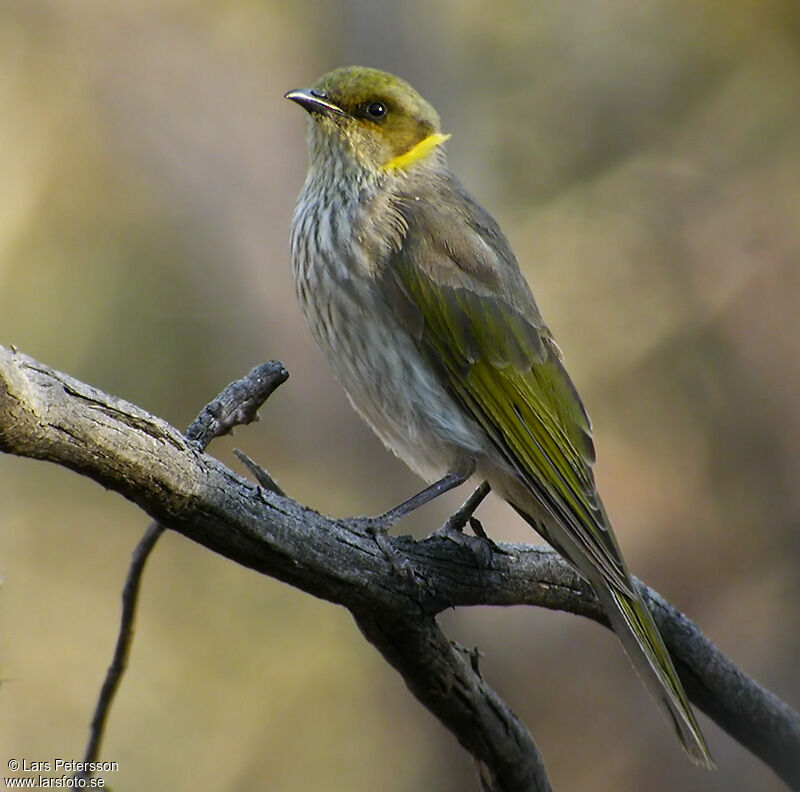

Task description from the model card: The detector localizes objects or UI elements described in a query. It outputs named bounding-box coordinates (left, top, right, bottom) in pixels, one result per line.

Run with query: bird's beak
left=284, top=89, right=347, bottom=118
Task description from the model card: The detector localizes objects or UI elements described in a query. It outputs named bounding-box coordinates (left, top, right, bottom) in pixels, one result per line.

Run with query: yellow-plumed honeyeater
left=286, top=66, right=712, bottom=767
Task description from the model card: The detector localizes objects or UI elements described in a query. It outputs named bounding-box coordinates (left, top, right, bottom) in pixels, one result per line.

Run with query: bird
left=285, top=65, right=712, bottom=767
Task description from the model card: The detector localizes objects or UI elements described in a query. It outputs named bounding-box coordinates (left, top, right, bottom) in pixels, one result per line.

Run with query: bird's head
left=285, top=66, right=450, bottom=176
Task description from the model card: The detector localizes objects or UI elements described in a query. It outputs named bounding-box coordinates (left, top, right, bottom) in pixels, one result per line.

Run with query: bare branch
left=81, top=521, right=165, bottom=771
left=78, top=362, right=290, bottom=777
left=2, top=346, right=799, bottom=791
left=184, top=361, right=289, bottom=448
left=354, top=613, right=552, bottom=791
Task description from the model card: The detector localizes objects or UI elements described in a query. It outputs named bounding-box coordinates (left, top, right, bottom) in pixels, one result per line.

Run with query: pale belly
left=295, top=261, right=489, bottom=483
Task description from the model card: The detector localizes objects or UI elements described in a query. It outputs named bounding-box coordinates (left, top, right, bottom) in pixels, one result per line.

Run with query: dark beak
left=284, top=89, right=347, bottom=117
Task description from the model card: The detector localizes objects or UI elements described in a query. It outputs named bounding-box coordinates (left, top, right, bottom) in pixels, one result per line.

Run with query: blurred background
left=2, top=1, right=799, bottom=789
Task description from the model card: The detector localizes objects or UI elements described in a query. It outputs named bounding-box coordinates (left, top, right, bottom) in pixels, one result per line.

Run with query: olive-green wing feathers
left=384, top=188, right=631, bottom=594
left=381, top=182, right=712, bottom=766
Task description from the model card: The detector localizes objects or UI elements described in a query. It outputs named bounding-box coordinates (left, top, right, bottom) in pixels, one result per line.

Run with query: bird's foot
left=429, top=481, right=497, bottom=567
left=429, top=480, right=494, bottom=539
left=463, top=516, right=500, bottom=551
left=372, top=530, right=416, bottom=582
left=351, top=508, right=400, bottom=536
left=431, top=517, right=495, bottom=568
left=349, top=514, right=415, bottom=582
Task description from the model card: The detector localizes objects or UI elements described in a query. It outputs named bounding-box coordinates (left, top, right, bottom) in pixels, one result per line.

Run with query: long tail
left=508, top=500, right=713, bottom=765
left=593, top=580, right=714, bottom=768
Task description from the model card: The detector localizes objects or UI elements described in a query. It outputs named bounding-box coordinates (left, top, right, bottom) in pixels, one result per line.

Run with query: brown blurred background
left=2, top=1, right=799, bottom=790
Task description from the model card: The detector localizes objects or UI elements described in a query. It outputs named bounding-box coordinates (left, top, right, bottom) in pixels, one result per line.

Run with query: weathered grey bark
left=78, top=361, right=289, bottom=777
left=2, top=346, right=799, bottom=791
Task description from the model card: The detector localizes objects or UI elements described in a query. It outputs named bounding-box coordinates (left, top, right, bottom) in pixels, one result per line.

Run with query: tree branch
left=354, top=613, right=552, bottom=791
left=82, top=520, right=164, bottom=771
left=79, top=362, right=289, bottom=775
left=2, top=346, right=799, bottom=790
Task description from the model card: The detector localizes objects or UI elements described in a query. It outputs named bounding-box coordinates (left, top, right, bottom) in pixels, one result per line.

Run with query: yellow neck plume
left=384, top=132, right=451, bottom=172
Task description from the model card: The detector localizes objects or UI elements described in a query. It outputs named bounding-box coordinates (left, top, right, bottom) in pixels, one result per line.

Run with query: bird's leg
left=432, top=480, right=491, bottom=536
left=368, top=464, right=475, bottom=534
left=429, top=481, right=503, bottom=566
left=356, top=463, right=475, bottom=581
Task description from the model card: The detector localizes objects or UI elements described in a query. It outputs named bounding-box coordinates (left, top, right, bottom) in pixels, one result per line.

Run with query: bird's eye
left=365, top=101, right=387, bottom=119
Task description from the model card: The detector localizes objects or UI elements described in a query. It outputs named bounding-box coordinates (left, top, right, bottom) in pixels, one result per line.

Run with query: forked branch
left=1, top=346, right=798, bottom=791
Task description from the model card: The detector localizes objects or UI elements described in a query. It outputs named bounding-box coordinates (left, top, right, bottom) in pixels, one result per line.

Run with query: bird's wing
left=384, top=190, right=632, bottom=594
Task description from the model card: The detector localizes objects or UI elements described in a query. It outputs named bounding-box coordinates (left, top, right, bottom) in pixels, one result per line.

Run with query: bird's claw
left=350, top=512, right=399, bottom=536
left=430, top=518, right=494, bottom=568
left=465, top=517, right=501, bottom=551
left=372, top=531, right=416, bottom=582
left=350, top=515, right=415, bottom=582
